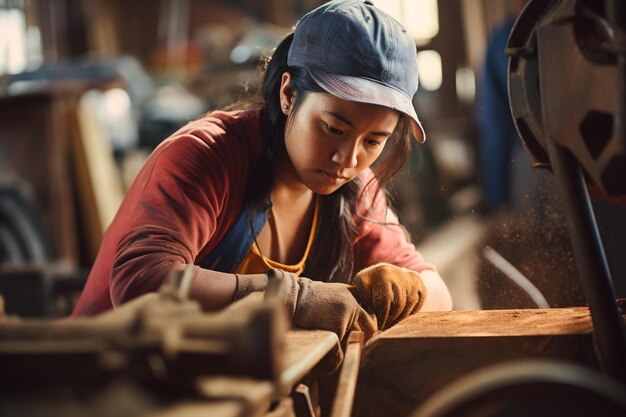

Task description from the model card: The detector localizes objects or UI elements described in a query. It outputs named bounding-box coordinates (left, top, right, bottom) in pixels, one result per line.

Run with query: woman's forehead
left=302, top=92, right=400, bottom=126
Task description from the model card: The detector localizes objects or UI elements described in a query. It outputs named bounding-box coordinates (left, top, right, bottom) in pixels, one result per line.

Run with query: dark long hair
left=241, top=32, right=413, bottom=282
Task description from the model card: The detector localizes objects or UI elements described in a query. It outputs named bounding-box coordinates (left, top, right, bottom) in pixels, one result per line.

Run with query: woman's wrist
left=419, top=269, right=453, bottom=311
left=188, top=267, right=238, bottom=311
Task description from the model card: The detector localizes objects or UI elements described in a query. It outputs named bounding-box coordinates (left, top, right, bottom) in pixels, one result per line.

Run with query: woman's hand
left=234, top=269, right=378, bottom=342
left=351, top=262, right=428, bottom=330
left=234, top=268, right=378, bottom=374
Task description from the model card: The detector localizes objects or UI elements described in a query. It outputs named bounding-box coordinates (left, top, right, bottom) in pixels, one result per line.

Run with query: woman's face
left=279, top=74, right=400, bottom=195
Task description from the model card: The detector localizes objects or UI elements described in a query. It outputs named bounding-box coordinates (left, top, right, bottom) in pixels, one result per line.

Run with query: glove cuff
left=233, top=273, right=269, bottom=301
left=268, top=268, right=300, bottom=316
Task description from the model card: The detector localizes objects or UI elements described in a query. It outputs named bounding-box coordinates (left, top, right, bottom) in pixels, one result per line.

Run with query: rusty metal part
left=0, top=330, right=341, bottom=417
left=507, top=0, right=626, bottom=382
left=508, top=0, right=626, bottom=196
left=0, top=266, right=350, bottom=417
left=0, top=267, right=290, bottom=389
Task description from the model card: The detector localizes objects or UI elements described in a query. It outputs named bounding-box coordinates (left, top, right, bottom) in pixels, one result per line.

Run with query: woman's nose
left=331, top=140, right=359, bottom=168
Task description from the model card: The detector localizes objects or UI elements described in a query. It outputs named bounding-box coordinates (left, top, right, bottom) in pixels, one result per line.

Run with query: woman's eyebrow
left=322, top=110, right=392, bottom=137
left=323, top=110, right=354, bottom=127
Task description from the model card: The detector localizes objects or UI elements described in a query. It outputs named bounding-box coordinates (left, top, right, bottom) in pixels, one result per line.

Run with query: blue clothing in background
left=477, top=17, right=517, bottom=209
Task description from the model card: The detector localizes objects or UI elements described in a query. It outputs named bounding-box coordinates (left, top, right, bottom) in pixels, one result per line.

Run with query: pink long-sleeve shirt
left=73, top=109, right=434, bottom=316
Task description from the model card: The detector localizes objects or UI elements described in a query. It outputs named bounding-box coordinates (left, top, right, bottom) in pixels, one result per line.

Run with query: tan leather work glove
left=235, top=269, right=378, bottom=342
left=234, top=269, right=378, bottom=374
left=352, top=262, right=427, bottom=330
left=233, top=273, right=269, bottom=301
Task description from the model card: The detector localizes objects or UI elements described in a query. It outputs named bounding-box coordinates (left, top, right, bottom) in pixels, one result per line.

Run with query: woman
left=73, top=0, right=452, bottom=341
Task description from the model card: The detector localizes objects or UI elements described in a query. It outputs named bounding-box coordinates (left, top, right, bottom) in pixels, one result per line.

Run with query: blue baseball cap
left=287, top=0, right=425, bottom=143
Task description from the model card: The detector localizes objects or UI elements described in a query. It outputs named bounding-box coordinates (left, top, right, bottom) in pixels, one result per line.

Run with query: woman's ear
left=279, top=72, right=294, bottom=115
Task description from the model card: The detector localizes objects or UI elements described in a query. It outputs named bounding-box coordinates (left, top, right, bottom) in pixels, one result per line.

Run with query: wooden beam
left=353, top=307, right=624, bottom=417
left=329, top=331, right=364, bottom=417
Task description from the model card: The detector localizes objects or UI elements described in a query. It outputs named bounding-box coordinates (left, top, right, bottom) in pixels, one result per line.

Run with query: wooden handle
left=329, top=331, right=364, bottom=417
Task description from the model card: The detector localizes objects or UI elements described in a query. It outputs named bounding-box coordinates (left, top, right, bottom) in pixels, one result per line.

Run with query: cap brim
left=309, top=69, right=426, bottom=143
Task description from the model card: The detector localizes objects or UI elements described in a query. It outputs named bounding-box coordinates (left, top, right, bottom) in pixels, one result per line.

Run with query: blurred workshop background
left=0, top=0, right=622, bottom=318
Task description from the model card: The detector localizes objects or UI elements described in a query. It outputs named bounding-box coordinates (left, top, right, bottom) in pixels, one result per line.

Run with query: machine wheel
left=409, top=360, right=626, bottom=417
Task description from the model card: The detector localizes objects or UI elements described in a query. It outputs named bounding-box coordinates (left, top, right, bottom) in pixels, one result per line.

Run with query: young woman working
left=73, top=0, right=452, bottom=343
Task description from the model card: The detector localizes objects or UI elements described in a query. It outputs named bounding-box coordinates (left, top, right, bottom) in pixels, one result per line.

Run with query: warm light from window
left=417, top=50, right=442, bottom=91
left=456, top=67, right=475, bottom=103
left=404, top=0, right=439, bottom=43
left=375, top=0, right=439, bottom=43
left=0, top=9, right=27, bottom=74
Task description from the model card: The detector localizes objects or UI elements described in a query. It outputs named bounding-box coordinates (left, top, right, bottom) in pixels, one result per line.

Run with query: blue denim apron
left=198, top=204, right=270, bottom=272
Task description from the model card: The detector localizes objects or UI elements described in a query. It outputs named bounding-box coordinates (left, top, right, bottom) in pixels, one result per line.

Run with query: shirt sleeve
left=108, top=114, right=253, bottom=305
left=352, top=171, right=437, bottom=274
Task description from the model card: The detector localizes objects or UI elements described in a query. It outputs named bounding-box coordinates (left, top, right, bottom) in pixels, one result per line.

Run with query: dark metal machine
left=384, top=2, right=626, bottom=416
left=0, top=264, right=365, bottom=417
left=352, top=2, right=626, bottom=416
left=507, top=0, right=626, bottom=381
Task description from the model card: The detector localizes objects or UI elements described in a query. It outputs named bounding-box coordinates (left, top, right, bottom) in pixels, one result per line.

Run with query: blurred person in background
left=476, top=0, right=537, bottom=215
left=476, top=13, right=517, bottom=213
left=474, top=1, right=585, bottom=309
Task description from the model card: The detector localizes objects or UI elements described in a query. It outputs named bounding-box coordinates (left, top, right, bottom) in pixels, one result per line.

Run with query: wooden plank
left=378, top=306, right=596, bottom=338
left=73, top=90, right=125, bottom=261
left=281, top=330, right=339, bottom=391
left=82, top=0, right=120, bottom=56
left=150, top=400, right=245, bottom=417
left=0, top=93, right=81, bottom=265
left=292, top=384, right=316, bottom=417
left=194, top=377, right=275, bottom=417
left=160, top=330, right=338, bottom=417
left=0, top=82, right=121, bottom=267
left=48, top=98, right=81, bottom=265
left=353, top=307, right=623, bottom=417
left=329, top=331, right=363, bottom=417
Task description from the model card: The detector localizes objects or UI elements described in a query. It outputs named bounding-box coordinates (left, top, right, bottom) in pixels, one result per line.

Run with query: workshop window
left=0, top=0, right=41, bottom=76
left=375, top=0, right=439, bottom=44
left=456, top=67, right=476, bottom=103
left=0, top=7, right=26, bottom=74
left=417, top=50, right=442, bottom=91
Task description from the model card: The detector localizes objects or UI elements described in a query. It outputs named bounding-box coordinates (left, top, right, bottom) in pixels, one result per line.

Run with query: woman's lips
left=319, top=170, right=348, bottom=184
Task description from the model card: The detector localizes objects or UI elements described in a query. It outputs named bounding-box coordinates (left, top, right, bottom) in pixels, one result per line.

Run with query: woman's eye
left=325, top=123, right=343, bottom=135
left=365, top=139, right=382, bottom=147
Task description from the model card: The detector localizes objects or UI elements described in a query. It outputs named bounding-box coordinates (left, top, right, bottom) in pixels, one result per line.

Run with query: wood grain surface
left=374, top=307, right=596, bottom=339
left=353, top=307, right=625, bottom=417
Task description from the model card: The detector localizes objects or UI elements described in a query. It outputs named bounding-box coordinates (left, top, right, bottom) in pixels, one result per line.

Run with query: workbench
left=353, top=306, right=625, bottom=417
left=150, top=330, right=340, bottom=417
left=0, top=284, right=346, bottom=417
